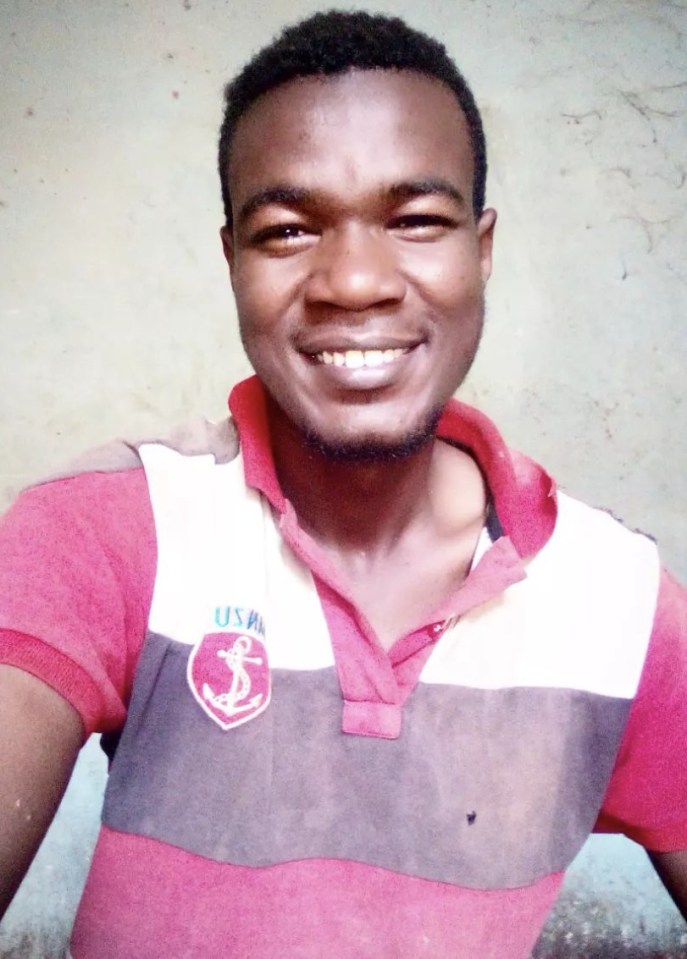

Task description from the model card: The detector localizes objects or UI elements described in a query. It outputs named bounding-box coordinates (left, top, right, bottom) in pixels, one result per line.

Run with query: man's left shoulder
left=536, top=491, right=661, bottom=627
left=554, top=491, right=659, bottom=558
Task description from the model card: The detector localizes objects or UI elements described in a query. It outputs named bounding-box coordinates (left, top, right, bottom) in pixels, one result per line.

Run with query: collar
left=228, top=375, right=557, bottom=559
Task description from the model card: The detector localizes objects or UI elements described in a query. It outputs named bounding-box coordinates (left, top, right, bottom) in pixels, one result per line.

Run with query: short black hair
left=217, top=10, right=487, bottom=227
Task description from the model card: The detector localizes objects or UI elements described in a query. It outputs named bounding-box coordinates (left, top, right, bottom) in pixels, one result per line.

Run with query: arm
left=0, top=469, right=157, bottom=918
left=595, top=567, right=687, bottom=922
left=0, top=665, right=84, bottom=918
left=648, top=848, right=687, bottom=921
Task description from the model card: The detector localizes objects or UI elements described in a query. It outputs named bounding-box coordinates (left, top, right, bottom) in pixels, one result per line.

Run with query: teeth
left=317, top=348, right=407, bottom=368
left=364, top=350, right=384, bottom=367
left=345, top=350, right=364, bottom=369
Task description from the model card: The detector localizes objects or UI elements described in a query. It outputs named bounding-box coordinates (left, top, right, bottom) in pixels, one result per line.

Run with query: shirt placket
left=280, top=501, right=527, bottom=740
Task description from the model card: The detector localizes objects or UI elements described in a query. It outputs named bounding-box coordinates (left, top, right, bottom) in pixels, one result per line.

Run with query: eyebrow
left=236, top=177, right=467, bottom=227
left=237, top=186, right=311, bottom=227
left=387, top=178, right=467, bottom=209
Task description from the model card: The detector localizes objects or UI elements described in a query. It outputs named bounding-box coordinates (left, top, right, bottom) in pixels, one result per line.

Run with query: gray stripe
left=103, top=632, right=630, bottom=888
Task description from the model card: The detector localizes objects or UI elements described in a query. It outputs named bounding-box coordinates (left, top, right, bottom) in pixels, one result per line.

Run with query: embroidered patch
left=188, top=631, right=271, bottom=730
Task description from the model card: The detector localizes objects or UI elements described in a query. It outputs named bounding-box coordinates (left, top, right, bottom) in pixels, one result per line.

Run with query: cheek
left=233, top=274, right=271, bottom=330
left=408, top=243, right=485, bottom=307
left=233, top=259, right=301, bottom=334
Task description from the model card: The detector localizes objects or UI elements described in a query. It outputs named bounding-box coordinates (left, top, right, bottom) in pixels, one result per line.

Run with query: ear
left=220, top=225, right=235, bottom=279
left=476, top=207, right=497, bottom=285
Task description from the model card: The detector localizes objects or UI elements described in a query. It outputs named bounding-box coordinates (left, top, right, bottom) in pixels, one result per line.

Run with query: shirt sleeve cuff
left=0, top=630, right=121, bottom=737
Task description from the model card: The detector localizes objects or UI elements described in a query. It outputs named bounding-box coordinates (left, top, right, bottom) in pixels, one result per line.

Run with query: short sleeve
left=595, top=568, right=687, bottom=851
left=0, top=468, right=156, bottom=735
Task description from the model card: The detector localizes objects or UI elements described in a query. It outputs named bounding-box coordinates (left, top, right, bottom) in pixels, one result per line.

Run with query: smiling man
left=0, top=10, right=686, bottom=959
left=223, top=67, right=494, bottom=465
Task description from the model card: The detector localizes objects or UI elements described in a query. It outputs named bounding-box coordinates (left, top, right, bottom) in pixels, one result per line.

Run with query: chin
left=301, top=408, right=443, bottom=464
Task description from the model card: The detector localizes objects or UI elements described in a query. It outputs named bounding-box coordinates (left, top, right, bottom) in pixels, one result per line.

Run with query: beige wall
left=1, top=0, right=686, bottom=954
left=2, top=0, right=685, bottom=579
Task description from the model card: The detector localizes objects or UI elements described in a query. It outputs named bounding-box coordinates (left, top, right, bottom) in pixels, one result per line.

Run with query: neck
left=268, top=405, right=442, bottom=556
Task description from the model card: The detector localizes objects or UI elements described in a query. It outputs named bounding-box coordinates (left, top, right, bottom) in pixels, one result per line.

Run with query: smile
left=315, top=348, right=410, bottom=369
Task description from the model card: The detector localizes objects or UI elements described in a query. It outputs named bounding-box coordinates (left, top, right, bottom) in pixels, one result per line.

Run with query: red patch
left=188, top=632, right=271, bottom=730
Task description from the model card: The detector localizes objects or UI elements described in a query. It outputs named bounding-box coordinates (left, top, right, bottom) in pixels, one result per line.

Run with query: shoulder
left=25, top=414, right=240, bottom=487
left=551, top=491, right=659, bottom=566
left=5, top=414, right=240, bottom=539
left=0, top=416, right=240, bottom=733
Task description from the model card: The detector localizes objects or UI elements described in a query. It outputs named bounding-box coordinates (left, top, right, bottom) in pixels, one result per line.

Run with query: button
left=431, top=622, right=444, bottom=635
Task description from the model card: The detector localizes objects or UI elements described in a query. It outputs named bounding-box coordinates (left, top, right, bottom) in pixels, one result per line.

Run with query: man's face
left=222, top=69, right=496, bottom=457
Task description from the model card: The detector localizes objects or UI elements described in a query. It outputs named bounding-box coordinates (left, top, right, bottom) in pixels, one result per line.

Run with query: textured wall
left=1, top=0, right=686, bottom=955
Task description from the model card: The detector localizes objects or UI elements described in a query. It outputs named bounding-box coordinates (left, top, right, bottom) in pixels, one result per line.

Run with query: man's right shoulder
left=0, top=415, right=240, bottom=735
left=22, top=414, right=240, bottom=494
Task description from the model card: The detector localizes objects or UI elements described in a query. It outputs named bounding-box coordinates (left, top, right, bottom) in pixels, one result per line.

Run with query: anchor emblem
left=188, top=631, right=271, bottom=730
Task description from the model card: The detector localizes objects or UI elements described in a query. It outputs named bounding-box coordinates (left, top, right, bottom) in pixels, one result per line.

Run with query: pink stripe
left=71, top=827, right=563, bottom=959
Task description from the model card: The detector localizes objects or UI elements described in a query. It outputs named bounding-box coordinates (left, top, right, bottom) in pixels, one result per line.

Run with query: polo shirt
left=0, top=375, right=685, bottom=959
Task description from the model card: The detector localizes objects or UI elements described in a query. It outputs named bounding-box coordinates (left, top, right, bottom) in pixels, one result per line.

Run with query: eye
left=250, top=222, right=316, bottom=254
left=389, top=213, right=458, bottom=240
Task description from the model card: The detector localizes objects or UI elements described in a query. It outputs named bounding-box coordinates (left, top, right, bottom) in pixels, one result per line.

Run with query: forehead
left=227, top=69, right=475, bottom=211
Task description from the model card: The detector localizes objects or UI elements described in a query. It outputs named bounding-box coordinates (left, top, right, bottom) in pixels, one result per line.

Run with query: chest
left=336, top=526, right=484, bottom=650
left=116, top=441, right=657, bottom=900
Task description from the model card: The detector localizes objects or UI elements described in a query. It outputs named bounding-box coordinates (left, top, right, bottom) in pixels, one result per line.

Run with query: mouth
left=314, top=347, right=410, bottom=369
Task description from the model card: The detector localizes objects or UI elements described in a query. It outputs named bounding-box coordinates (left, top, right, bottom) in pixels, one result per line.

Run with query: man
left=0, top=10, right=685, bottom=958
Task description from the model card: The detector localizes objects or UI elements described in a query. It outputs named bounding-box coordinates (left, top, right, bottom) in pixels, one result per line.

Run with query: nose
left=304, top=223, right=406, bottom=311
